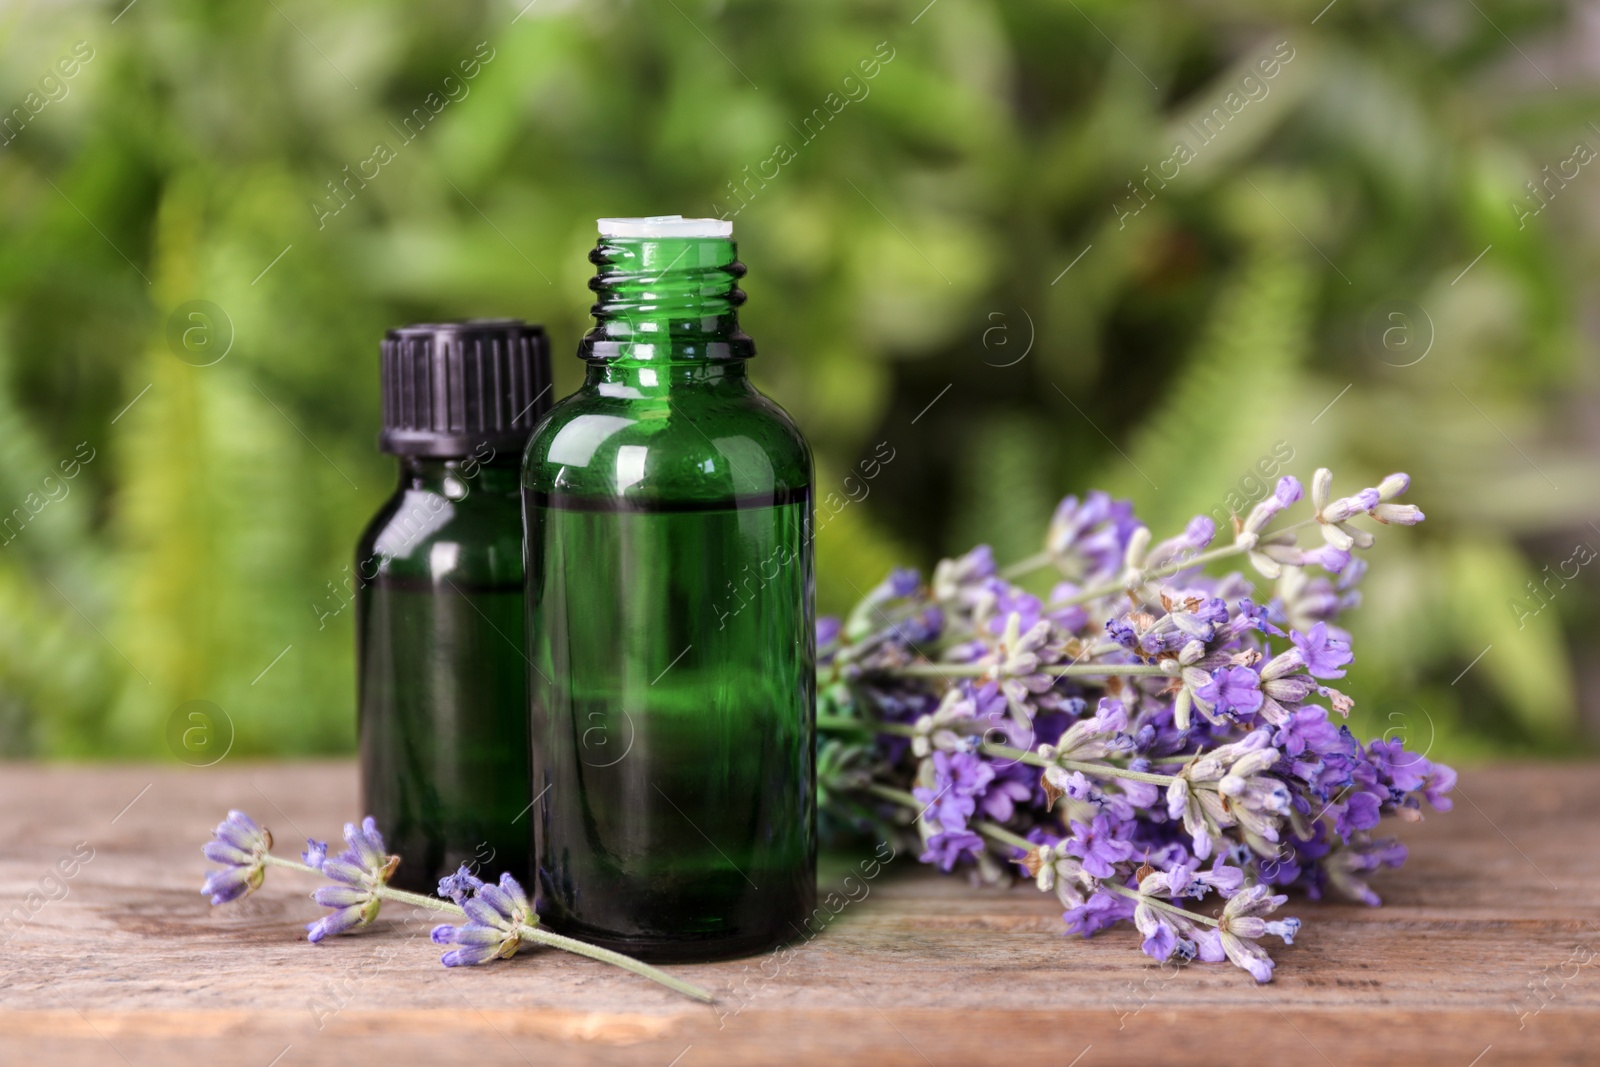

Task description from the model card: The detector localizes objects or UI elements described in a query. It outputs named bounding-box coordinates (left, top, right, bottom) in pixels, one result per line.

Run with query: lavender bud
left=1373, top=503, right=1424, bottom=526
left=1339, top=523, right=1375, bottom=549
left=1321, top=523, right=1355, bottom=552
left=1246, top=550, right=1281, bottom=580
left=1310, top=468, right=1333, bottom=512
left=1376, top=472, right=1410, bottom=501
left=1123, top=526, right=1151, bottom=572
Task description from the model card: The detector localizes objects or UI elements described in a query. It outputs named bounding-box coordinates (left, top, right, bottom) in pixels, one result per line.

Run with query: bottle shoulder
left=522, top=382, right=813, bottom=505
left=355, top=477, right=524, bottom=586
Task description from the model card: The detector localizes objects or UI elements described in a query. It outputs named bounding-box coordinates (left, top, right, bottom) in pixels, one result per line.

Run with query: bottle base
left=539, top=918, right=806, bottom=964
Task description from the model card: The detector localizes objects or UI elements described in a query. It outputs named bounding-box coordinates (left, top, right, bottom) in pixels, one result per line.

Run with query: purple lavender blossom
left=1134, top=905, right=1179, bottom=961
left=1422, top=763, right=1457, bottom=811
left=438, top=864, right=485, bottom=905
left=1216, top=884, right=1299, bottom=982
left=431, top=872, right=535, bottom=966
left=1170, top=595, right=1229, bottom=642
left=882, top=568, right=921, bottom=599
left=1299, top=544, right=1352, bottom=572
left=1229, top=598, right=1285, bottom=638
left=1272, top=706, right=1352, bottom=781
left=1046, top=491, right=1139, bottom=581
left=1372, top=502, right=1425, bottom=525
left=1291, top=622, right=1353, bottom=679
left=1065, top=813, right=1135, bottom=879
left=977, top=764, right=1034, bottom=822
left=1242, top=476, right=1303, bottom=535
left=1063, top=890, right=1135, bottom=937
left=981, top=581, right=1047, bottom=637
left=1105, top=617, right=1137, bottom=649
left=1196, top=666, right=1264, bottom=718
left=932, top=545, right=997, bottom=604
left=1325, top=837, right=1410, bottom=906
left=196, top=814, right=715, bottom=1001
left=1045, top=582, right=1091, bottom=632
left=1365, top=737, right=1429, bottom=794
left=817, top=616, right=842, bottom=654
left=920, top=830, right=986, bottom=872
left=306, top=817, right=397, bottom=943
left=1148, top=514, right=1217, bottom=569
left=1333, top=790, right=1383, bottom=839
left=913, top=751, right=995, bottom=833
left=814, top=463, right=1440, bottom=983
left=201, top=810, right=272, bottom=906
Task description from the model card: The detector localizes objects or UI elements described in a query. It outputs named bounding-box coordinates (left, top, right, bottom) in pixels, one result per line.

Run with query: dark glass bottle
left=357, top=320, right=551, bottom=893
left=523, top=216, right=815, bottom=962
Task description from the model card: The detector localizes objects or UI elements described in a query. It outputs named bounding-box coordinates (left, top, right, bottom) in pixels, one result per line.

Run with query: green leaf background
left=1, top=0, right=1597, bottom=761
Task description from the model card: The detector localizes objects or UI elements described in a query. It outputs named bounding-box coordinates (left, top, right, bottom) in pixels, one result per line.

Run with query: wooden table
left=2, top=762, right=1596, bottom=1066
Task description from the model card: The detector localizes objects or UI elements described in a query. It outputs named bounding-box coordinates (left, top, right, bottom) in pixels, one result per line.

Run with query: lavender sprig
left=819, top=467, right=1452, bottom=982
left=200, top=812, right=713, bottom=1002
left=426, top=863, right=707, bottom=983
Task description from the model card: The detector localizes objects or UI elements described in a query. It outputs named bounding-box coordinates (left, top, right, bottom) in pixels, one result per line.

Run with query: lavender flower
left=431, top=870, right=537, bottom=966
left=1215, top=884, right=1300, bottom=982
left=1421, top=762, right=1458, bottom=811
left=1045, top=491, right=1139, bottom=581
left=1041, top=697, right=1129, bottom=764
left=1022, top=838, right=1090, bottom=908
left=1247, top=476, right=1303, bottom=533
left=305, top=817, right=399, bottom=943
left=817, top=616, right=842, bottom=656
left=977, top=765, right=1033, bottom=822
left=1128, top=868, right=1210, bottom=963
left=1165, top=734, right=1284, bottom=859
left=1311, top=468, right=1395, bottom=551
left=438, top=865, right=485, bottom=905
left=1063, top=889, right=1134, bottom=936
left=932, top=544, right=996, bottom=605
left=1325, top=837, right=1410, bottom=906
left=905, top=718, right=1017, bottom=874
left=910, top=688, right=980, bottom=757
left=815, top=464, right=1447, bottom=983
left=846, top=568, right=923, bottom=640
left=202, top=811, right=272, bottom=905
left=920, top=830, right=987, bottom=872
left=1147, top=514, right=1217, bottom=570
left=1291, top=622, right=1353, bottom=679
left=1194, top=665, right=1264, bottom=719
left=967, top=611, right=1063, bottom=712
left=1064, top=813, right=1134, bottom=879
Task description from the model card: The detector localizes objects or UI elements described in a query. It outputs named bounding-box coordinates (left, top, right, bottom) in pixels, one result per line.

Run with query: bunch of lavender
left=816, top=468, right=1454, bottom=982
left=201, top=811, right=712, bottom=1001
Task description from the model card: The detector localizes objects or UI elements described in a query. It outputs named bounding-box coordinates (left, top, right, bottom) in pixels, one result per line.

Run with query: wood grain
left=0, top=762, right=1596, bottom=1066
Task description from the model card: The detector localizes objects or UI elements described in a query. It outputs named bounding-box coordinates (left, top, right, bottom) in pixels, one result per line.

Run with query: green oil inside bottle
left=526, top=490, right=813, bottom=958
left=359, top=574, right=530, bottom=892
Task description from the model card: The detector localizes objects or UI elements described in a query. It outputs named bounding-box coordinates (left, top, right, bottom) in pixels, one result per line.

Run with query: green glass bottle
left=357, top=320, right=551, bottom=893
left=523, top=216, right=815, bottom=961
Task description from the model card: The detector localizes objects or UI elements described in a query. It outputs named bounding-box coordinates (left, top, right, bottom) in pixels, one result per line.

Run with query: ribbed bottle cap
left=379, top=319, right=552, bottom=458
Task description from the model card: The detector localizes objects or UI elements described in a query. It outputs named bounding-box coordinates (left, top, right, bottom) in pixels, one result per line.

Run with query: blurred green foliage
left=2, top=0, right=1597, bottom=761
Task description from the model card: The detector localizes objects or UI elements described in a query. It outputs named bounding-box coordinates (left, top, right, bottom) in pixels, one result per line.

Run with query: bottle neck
left=579, top=235, right=756, bottom=364
left=585, top=359, right=751, bottom=395
left=398, top=454, right=522, bottom=497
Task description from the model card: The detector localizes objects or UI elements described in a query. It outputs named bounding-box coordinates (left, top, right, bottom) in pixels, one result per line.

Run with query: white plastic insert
left=596, top=215, right=733, bottom=238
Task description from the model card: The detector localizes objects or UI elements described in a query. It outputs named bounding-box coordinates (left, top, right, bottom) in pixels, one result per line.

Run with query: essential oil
left=522, top=217, right=815, bottom=961
left=357, top=320, right=551, bottom=893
